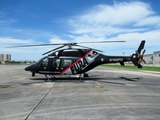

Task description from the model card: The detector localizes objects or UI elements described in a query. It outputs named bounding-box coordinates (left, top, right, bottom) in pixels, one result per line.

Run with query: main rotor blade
left=6, top=43, right=65, bottom=48
left=6, top=41, right=125, bottom=48
left=75, top=45, right=102, bottom=52
left=78, top=40, right=126, bottom=44
left=42, top=45, right=65, bottom=55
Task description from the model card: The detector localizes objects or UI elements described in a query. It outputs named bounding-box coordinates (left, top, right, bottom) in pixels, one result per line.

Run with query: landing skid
left=45, top=75, right=55, bottom=82
left=44, top=73, right=89, bottom=82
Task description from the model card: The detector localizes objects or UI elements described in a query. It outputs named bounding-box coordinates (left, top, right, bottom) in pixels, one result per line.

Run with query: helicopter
left=8, top=40, right=146, bottom=80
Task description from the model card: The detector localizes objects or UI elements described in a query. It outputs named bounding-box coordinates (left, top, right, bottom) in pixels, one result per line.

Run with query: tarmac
left=0, top=65, right=160, bottom=120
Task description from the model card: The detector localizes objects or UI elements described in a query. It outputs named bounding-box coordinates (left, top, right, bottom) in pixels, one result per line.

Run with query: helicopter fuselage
left=7, top=40, right=145, bottom=78
left=25, top=48, right=131, bottom=77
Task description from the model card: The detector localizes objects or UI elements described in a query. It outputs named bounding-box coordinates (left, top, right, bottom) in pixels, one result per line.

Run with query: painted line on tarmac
left=94, top=81, right=103, bottom=88
left=24, top=82, right=56, bottom=120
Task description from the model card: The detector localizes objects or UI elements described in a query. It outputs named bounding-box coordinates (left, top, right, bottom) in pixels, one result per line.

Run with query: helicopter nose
left=25, top=64, right=36, bottom=71
left=25, top=66, right=30, bottom=71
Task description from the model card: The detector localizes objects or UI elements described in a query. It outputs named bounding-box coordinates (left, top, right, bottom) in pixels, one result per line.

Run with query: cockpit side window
left=40, top=58, right=48, bottom=67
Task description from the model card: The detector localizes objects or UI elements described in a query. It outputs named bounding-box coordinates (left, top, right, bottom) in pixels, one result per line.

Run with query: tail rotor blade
left=142, top=59, right=146, bottom=64
left=142, top=49, right=146, bottom=55
left=131, top=40, right=146, bottom=68
left=137, top=40, right=145, bottom=54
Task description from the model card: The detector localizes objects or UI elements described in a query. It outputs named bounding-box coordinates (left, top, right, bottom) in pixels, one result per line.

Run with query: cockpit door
left=59, top=59, right=73, bottom=75
left=50, top=58, right=61, bottom=72
left=50, top=58, right=72, bottom=71
left=38, top=57, right=49, bottom=71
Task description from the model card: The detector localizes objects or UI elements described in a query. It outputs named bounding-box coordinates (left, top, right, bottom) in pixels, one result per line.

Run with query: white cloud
left=91, top=2, right=151, bottom=24
left=135, top=16, right=160, bottom=27
left=49, top=36, right=70, bottom=44
left=69, top=1, right=155, bottom=30
left=67, top=1, right=160, bottom=55
left=0, top=10, right=17, bottom=25
left=0, top=37, right=46, bottom=60
left=68, top=1, right=159, bottom=36
left=0, top=37, right=33, bottom=45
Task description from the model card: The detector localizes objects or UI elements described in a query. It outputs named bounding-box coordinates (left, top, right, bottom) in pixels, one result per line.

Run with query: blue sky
left=0, top=0, right=160, bottom=61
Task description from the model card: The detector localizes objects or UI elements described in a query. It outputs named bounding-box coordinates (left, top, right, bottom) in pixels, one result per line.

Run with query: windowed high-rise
left=0, top=54, right=11, bottom=61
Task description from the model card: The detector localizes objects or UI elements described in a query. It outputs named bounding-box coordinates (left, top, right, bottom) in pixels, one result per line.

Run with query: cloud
left=82, top=2, right=152, bottom=25
left=0, top=37, right=34, bottom=45
left=0, top=10, right=17, bottom=25
left=44, top=1, right=160, bottom=56
left=68, top=1, right=159, bottom=36
left=49, top=36, right=70, bottom=44
left=135, top=16, right=160, bottom=27
left=0, top=10, right=8, bottom=20
left=67, top=1, right=160, bottom=55
left=0, top=37, right=46, bottom=60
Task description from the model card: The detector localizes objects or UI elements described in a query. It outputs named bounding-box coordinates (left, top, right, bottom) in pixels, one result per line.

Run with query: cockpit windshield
left=38, top=56, right=47, bottom=63
left=38, top=56, right=48, bottom=67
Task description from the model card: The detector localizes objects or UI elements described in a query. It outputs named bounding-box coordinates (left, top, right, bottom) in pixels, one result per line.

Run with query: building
left=153, top=51, right=160, bottom=65
left=144, top=51, right=160, bottom=66
left=143, top=54, right=153, bottom=64
left=0, top=54, right=11, bottom=62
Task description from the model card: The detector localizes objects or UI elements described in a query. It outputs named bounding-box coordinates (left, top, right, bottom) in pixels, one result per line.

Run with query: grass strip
left=102, top=64, right=160, bottom=72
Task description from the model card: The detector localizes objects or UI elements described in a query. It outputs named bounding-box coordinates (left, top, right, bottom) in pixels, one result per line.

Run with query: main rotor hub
left=64, top=42, right=77, bottom=48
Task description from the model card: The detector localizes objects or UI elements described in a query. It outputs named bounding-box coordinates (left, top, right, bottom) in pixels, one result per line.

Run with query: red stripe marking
left=59, top=49, right=93, bottom=75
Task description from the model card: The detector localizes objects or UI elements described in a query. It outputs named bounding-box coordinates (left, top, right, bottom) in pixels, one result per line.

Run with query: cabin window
left=52, top=59, right=60, bottom=68
left=86, top=51, right=98, bottom=62
left=62, top=59, right=72, bottom=68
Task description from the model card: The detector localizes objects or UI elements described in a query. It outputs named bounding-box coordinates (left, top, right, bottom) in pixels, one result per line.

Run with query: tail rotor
left=131, top=40, right=146, bottom=68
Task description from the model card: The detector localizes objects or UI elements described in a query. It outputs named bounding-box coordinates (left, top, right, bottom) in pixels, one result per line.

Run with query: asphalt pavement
left=0, top=65, right=160, bottom=120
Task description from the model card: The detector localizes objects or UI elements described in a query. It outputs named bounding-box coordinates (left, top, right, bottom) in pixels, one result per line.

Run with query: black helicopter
left=8, top=40, right=146, bottom=79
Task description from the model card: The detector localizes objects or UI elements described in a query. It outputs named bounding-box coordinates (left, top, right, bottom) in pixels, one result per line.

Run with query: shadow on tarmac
left=21, top=74, right=142, bottom=86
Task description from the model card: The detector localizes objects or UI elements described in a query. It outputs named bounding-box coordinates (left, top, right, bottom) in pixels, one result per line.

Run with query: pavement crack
left=24, top=82, right=56, bottom=120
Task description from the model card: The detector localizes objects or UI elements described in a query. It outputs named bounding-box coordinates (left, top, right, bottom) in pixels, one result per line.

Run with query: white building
left=144, top=51, right=160, bottom=66
left=0, top=54, right=11, bottom=62
left=143, top=54, right=153, bottom=64
left=153, top=51, right=160, bottom=65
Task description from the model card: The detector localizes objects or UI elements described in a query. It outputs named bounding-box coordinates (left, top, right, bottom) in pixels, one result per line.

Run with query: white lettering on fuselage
left=39, top=71, right=60, bottom=74
left=109, top=58, right=123, bottom=62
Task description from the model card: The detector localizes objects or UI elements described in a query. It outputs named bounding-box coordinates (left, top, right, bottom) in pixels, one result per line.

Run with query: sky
left=0, top=0, right=160, bottom=61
